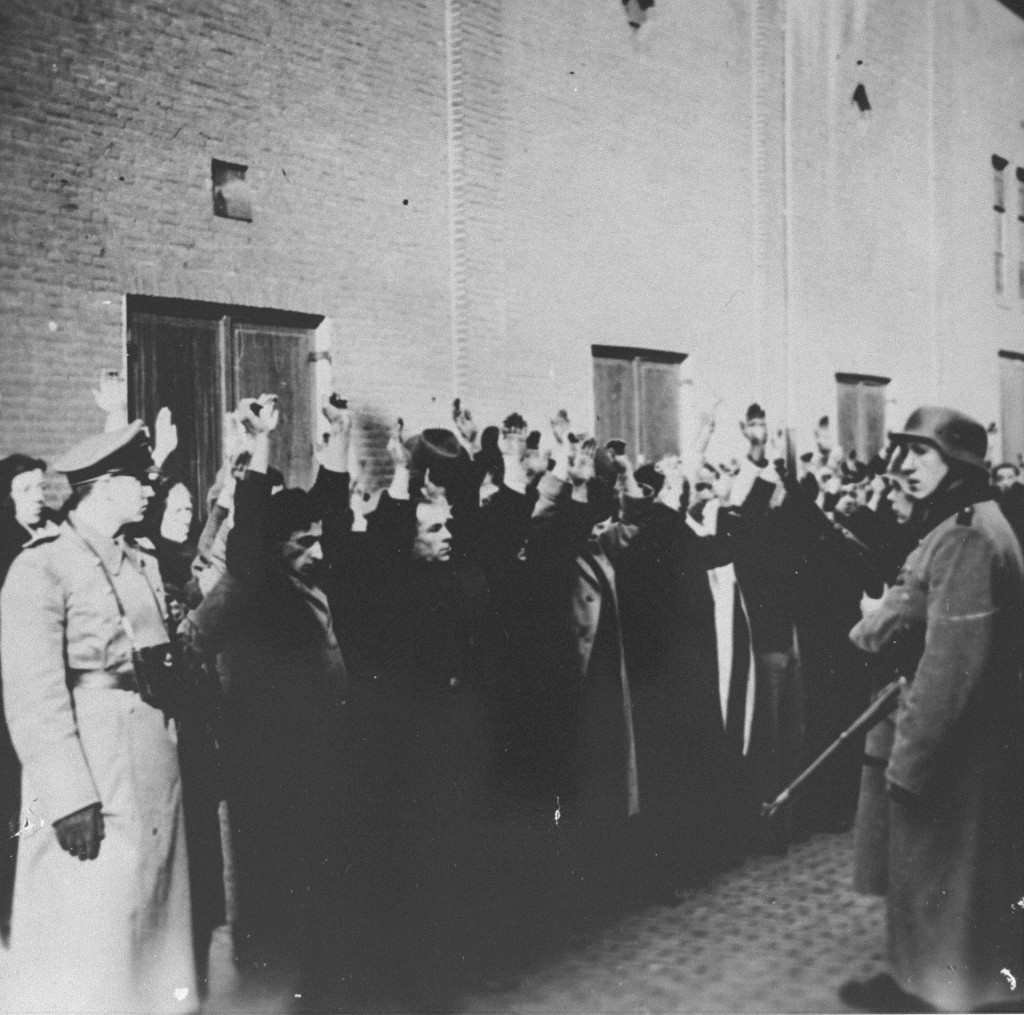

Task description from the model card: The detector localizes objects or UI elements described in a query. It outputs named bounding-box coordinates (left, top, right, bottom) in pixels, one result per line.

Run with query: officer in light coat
left=0, top=422, right=196, bottom=1014
left=840, top=407, right=1024, bottom=1014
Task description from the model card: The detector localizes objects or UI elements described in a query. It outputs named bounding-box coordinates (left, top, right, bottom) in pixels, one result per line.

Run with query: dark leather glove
left=53, top=803, right=105, bottom=861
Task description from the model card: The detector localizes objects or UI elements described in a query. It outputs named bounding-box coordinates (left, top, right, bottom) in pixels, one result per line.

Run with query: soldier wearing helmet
left=841, top=407, right=1024, bottom=1013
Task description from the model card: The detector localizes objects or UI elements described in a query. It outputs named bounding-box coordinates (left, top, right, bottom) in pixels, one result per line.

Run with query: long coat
left=187, top=467, right=352, bottom=984
left=0, top=520, right=196, bottom=1014
left=855, top=498, right=1024, bottom=1011
left=616, top=502, right=744, bottom=861
left=522, top=474, right=647, bottom=826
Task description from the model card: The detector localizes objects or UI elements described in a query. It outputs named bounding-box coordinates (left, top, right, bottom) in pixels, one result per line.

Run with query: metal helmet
left=888, top=406, right=988, bottom=473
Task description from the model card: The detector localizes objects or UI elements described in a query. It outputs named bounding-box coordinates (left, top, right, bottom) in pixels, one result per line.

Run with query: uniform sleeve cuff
left=23, top=737, right=101, bottom=824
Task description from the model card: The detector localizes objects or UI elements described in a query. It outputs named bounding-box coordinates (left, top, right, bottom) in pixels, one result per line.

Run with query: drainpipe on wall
left=782, top=0, right=797, bottom=447
left=445, top=0, right=470, bottom=402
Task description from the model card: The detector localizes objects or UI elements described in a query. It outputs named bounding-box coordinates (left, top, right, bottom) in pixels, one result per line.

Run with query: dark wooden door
left=127, top=297, right=322, bottom=517
left=128, top=312, right=222, bottom=512
left=593, top=356, right=639, bottom=454
left=593, top=346, right=684, bottom=463
left=637, top=359, right=681, bottom=461
left=230, top=323, right=317, bottom=489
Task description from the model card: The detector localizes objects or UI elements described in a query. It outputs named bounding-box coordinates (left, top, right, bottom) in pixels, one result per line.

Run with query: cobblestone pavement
left=459, top=831, right=884, bottom=1015
left=202, top=829, right=886, bottom=1014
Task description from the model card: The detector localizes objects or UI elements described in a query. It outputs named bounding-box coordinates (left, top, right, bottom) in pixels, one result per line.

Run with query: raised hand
left=422, top=468, right=448, bottom=503
left=387, top=418, right=410, bottom=468
left=550, top=409, right=572, bottom=446
left=238, top=394, right=280, bottom=436
left=321, top=393, right=353, bottom=436
left=498, top=423, right=528, bottom=460
left=318, top=393, right=353, bottom=473
left=655, top=454, right=686, bottom=508
left=452, top=399, right=478, bottom=447
left=766, top=428, right=787, bottom=464
left=695, top=404, right=718, bottom=457
left=152, top=406, right=179, bottom=469
left=93, top=371, right=128, bottom=432
left=568, top=437, right=597, bottom=487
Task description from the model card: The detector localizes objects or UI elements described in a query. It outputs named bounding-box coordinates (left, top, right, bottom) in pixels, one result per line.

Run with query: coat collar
left=67, top=514, right=129, bottom=575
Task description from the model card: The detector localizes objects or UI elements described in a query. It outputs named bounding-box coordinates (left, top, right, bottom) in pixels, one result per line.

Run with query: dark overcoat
left=864, top=498, right=1024, bottom=1012
left=187, top=466, right=352, bottom=979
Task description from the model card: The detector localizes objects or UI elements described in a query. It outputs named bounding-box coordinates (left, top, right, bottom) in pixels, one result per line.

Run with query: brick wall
left=0, top=0, right=453, bottom=468
left=2, top=0, right=1022, bottom=477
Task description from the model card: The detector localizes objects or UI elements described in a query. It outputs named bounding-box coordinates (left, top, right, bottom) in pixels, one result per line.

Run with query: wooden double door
left=592, top=345, right=685, bottom=463
left=127, top=296, right=323, bottom=514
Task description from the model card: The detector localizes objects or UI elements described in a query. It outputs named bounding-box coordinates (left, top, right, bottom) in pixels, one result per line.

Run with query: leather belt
left=70, top=670, right=139, bottom=692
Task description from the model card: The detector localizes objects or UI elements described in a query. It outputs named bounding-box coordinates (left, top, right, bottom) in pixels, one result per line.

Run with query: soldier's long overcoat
left=0, top=521, right=196, bottom=1014
left=863, top=499, right=1024, bottom=1012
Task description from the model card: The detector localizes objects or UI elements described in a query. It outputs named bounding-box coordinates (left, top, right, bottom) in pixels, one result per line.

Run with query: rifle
left=761, top=676, right=905, bottom=820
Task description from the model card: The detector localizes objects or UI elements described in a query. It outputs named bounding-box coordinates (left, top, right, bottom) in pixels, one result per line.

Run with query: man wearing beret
left=0, top=422, right=197, bottom=1014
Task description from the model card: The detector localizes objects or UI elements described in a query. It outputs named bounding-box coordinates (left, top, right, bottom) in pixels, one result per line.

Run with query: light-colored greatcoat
left=853, top=500, right=1024, bottom=1012
left=0, top=520, right=196, bottom=1014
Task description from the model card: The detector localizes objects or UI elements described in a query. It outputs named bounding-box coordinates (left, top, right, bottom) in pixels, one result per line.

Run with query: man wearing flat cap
left=0, top=422, right=196, bottom=1014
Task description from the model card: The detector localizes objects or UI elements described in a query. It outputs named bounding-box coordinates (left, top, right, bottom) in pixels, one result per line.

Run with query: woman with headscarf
left=132, top=476, right=225, bottom=998
left=839, top=407, right=1024, bottom=1014
left=0, top=454, right=59, bottom=946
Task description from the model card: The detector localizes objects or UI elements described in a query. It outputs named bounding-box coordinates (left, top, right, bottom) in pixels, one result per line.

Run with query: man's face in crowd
left=899, top=441, right=949, bottom=500
left=281, top=521, right=323, bottom=578
left=98, top=473, right=153, bottom=526
left=835, top=486, right=858, bottom=517
left=741, top=416, right=767, bottom=449
left=9, top=468, right=46, bottom=527
left=814, top=424, right=832, bottom=455
left=589, top=516, right=615, bottom=546
left=994, top=465, right=1019, bottom=495
left=413, top=501, right=452, bottom=563
left=694, top=466, right=716, bottom=503
left=818, top=468, right=841, bottom=497
left=712, top=466, right=734, bottom=503
left=160, top=483, right=194, bottom=544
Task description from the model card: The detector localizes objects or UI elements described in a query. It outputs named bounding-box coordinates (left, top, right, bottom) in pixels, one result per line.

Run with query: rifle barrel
left=761, top=677, right=905, bottom=819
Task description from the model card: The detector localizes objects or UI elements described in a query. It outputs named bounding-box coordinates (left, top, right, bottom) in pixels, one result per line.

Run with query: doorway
left=592, top=345, right=685, bottom=462
left=126, top=296, right=323, bottom=513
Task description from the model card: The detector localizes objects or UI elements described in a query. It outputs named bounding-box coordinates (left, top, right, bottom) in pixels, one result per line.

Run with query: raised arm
left=225, top=394, right=279, bottom=581
left=311, top=393, right=356, bottom=570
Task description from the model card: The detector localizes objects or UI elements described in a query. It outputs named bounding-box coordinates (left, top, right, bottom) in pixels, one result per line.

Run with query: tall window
left=835, top=373, right=890, bottom=465
left=1000, top=351, right=1024, bottom=467
left=1017, top=167, right=1024, bottom=301
left=993, top=154, right=1008, bottom=296
left=592, top=346, right=685, bottom=462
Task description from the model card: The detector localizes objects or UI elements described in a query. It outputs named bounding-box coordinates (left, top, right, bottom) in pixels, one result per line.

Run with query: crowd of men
left=0, top=389, right=1022, bottom=1014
